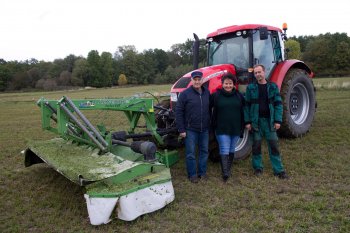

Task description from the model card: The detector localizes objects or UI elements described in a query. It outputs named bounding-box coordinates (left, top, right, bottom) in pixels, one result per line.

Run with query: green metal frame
left=36, top=96, right=178, bottom=167
left=25, top=95, right=180, bottom=218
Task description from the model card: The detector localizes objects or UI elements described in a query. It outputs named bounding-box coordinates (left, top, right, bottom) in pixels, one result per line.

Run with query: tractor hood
left=171, top=64, right=236, bottom=94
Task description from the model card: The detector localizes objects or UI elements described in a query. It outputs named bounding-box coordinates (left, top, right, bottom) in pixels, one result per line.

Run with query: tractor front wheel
left=280, top=68, right=316, bottom=137
left=234, top=129, right=252, bottom=160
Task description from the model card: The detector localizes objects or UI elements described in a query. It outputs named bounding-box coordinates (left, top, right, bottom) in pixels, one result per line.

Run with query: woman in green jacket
left=211, top=73, right=245, bottom=182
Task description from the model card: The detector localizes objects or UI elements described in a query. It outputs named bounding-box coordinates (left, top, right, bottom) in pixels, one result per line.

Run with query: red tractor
left=168, top=23, right=316, bottom=161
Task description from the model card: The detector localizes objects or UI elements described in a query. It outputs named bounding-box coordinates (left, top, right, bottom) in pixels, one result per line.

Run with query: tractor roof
left=207, top=24, right=282, bottom=38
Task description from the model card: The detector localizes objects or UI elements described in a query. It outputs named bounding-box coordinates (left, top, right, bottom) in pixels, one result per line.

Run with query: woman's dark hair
left=221, top=73, right=237, bottom=84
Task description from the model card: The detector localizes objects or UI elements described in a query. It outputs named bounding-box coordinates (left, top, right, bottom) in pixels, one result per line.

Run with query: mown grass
left=313, top=76, right=350, bottom=90
left=0, top=83, right=349, bottom=233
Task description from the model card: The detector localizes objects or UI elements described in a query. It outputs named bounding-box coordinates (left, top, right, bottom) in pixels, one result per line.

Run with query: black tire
left=234, top=129, right=252, bottom=160
left=209, top=129, right=252, bottom=162
left=280, top=68, right=316, bottom=138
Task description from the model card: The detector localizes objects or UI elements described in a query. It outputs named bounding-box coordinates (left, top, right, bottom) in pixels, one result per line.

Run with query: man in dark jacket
left=175, top=71, right=210, bottom=183
left=245, top=64, right=288, bottom=179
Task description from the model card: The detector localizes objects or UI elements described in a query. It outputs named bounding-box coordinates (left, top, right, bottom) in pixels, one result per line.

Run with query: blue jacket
left=175, top=86, right=210, bottom=133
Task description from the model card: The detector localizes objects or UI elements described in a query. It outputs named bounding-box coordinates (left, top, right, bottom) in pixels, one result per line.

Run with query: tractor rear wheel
left=280, top=68, right=316, bottom=137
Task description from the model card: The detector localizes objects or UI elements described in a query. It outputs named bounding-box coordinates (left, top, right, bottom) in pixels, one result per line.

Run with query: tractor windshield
left=208, top=35, right=249, bottom=69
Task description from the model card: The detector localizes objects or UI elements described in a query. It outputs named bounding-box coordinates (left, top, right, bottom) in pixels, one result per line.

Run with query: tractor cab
left=206, top=24, right=286, bottom=84
left=171, top=24, right=287, bottom=100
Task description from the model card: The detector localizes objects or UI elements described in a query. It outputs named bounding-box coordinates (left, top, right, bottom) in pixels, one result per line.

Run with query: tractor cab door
left=253, top=29, right=284, bottom=79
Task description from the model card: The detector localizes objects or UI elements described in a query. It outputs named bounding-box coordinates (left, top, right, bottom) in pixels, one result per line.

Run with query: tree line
left=287, top=32, right=350, bottom=77
left=0, top=32, right=349, bottom=92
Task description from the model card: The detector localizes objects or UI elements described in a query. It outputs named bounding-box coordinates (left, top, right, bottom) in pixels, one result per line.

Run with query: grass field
left=0, top=80, right=349, bottom=233
left=313, top=77, right=350, bottom=90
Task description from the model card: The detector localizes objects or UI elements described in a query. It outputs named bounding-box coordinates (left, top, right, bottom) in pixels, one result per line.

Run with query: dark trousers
left=252, top=118, right=284, bottom=174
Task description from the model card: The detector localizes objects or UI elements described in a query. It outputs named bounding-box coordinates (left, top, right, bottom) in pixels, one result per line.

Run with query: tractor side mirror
left=259, top=27, right=268, bottom=40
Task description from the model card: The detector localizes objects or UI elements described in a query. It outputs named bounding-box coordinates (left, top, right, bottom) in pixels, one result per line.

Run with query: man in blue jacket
left=245, top=64, right=288, bottom=179
left=175, top=71, right=211, bottom=183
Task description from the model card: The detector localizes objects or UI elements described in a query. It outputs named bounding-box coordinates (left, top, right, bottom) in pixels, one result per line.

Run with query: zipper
left=200, top=94, right=202, bottom=132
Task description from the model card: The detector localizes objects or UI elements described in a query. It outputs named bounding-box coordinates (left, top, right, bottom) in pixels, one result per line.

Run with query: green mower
left=24, top=96, right=180, bottom=225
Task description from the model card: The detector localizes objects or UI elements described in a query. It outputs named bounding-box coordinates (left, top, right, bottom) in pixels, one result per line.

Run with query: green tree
left=100, top=52, right=114, bottom=87
left=154, top=49, right=169, bottom=74
left=289, top=35, right=316, bottom=53
left=163, top=64, right=193, bottom=83
left=0, top=61, right=11, bottom=91
left=333, top=41, right=350, bottom=75
left=116, top=46, right=140, bottom=84
left=285, top=39, right=301, bottom=60
left=50, top=59, right=65, bottom=79
left=27, top=67, right=42, bottom=88
left=168, top=37, right=206, bottom=68
left=36, top=61, right=56, bottom=80
left=198, top=38, right=207, bottom=67
left=87, top=50, right=103, bottom=87
left=8, top=71, right=29, bottom=90
left=139, top=51, right=156, bottom=84
left=71, top=58, right=89, bottom=86
left=167, top=46, right=182, bottom=68
left=302, top=38, right=330, bottom=76
left=301, top=33, right=350, bottom=76
left=63, top=54, right=79, bottom=72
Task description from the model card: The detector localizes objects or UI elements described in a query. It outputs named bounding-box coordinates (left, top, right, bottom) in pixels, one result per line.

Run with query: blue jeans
left=215, top=134, right=239, bottom=155
left=185, top=129, right=209, bottom=178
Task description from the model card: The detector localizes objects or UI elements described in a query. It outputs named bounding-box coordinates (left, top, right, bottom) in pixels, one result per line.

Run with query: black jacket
left=175, top=86, right=210, bottom=133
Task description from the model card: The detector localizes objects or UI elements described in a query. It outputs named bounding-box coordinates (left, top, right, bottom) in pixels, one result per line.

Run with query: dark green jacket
left=244, top=81, right=283, bottom=131
left=210, top=88, right=245, bottom=137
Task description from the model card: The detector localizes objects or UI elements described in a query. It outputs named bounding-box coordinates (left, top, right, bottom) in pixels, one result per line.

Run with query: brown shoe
left=275, top=171, right=289, bottom=180
left=254, top=169, right=263, bottom=177
left=189, top=176, right=199, bottom=183
left=198, top=174, right=208, bottom=181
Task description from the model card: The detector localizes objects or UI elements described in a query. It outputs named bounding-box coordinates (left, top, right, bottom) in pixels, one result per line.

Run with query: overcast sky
left=1, top=0, right=349, bottom=61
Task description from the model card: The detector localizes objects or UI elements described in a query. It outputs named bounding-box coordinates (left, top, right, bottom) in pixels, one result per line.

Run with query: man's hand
left=274, top=123, right=281, bottom=130
left=179, top=132, right=186, bottom=138
left=245, top=124, right=251, bottom=131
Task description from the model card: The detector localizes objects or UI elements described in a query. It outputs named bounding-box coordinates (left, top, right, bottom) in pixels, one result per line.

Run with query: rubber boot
left=220, top=155, right=229, bottom=182
left=228, top=153, right=234, bottom=177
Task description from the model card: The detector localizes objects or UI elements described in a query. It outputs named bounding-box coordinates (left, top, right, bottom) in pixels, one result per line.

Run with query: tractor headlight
left=170, top=93, right=178, bottom=102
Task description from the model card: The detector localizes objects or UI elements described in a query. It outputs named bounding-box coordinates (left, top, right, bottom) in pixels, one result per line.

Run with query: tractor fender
left=269, top=60, right=313, bottom=89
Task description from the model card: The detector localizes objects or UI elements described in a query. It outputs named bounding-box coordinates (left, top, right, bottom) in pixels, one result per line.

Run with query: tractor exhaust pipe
left=193, top=33, right=200, bottom=69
